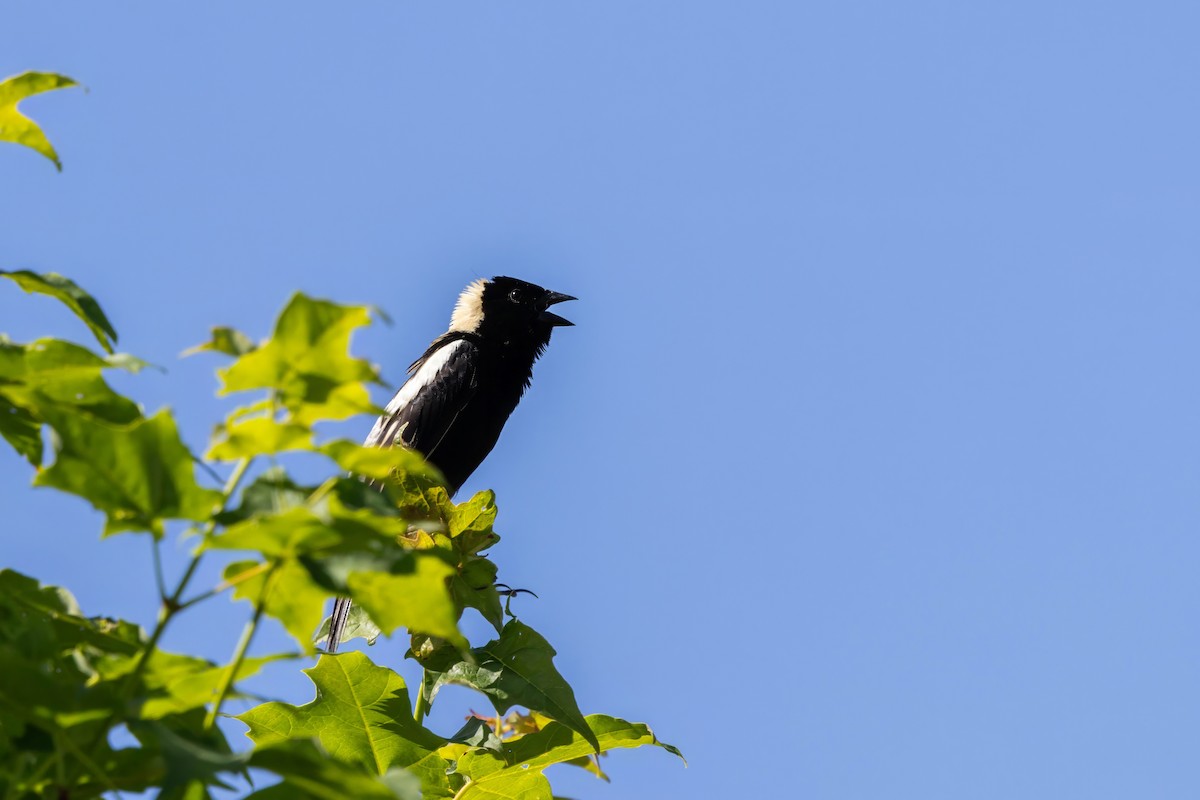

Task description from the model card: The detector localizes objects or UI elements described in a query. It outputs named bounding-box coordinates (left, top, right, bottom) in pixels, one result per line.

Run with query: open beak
left=539, top=291, right=577, bottom=327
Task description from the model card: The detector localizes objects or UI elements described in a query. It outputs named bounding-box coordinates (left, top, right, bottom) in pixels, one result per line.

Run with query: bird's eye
left=508, top=288, right=525, bottom=303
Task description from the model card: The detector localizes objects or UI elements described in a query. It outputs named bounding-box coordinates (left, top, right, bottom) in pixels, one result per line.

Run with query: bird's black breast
left=365, top=335, right=534, bottom=494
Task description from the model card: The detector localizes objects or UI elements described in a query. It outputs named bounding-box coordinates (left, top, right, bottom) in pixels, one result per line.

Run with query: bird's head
left=450, top=276, right=576, bottom=343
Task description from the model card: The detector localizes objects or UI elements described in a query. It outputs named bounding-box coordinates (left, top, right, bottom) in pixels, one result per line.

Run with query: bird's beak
left=539, top=291, right=577, bottom=327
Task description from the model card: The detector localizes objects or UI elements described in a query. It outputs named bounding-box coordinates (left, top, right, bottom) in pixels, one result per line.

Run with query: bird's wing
left=329, top=337, right=479, bottom=653
left=364, top=336, right=479, bottom=459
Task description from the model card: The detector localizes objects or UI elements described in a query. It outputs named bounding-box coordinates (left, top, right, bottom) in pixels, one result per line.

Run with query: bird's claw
left=493, top=583, right=539, bottom=599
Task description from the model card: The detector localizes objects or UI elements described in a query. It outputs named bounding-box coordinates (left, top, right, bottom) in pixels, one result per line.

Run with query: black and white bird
left=325, top=276, right=576, bottom=652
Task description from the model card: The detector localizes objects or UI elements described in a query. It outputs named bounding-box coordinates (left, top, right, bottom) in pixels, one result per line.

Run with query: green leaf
left=347, top=553, right=466, bottom=648
left=218, top=294, right=382, bottom=424
left=447, top=490, right=497, bottom=538
left=447, top=717, right=504, bottom=754
left=314, top=603, right=381, bottom=649
left=0, top=570, right=139, bottom=662
left=126, top=716, right=245, bottom=795
left=183, top=326, right=257, bottom=357
left=209, top=485, right=465, bottom=649
left=95, top=649, right=289, bottom=720
left=33, top=407, right=221, bottom=537
left=453, top=716, right=683, bottom=800
left=450, top=555, right=503, bottom=635
left=504, top=714, right=685, bottom=770
left=215, top=466, right=310, bottom=524
left=224, top=559, right=328, bottom=652
left=0, top=72, right=79, bottom=170
left=239, top=653, right=447, bottom=798
left=206, top=416, right=314, bottom=461
left=455, top=765, right=552, bottom=800
left=246, top=739, right=421, bottom=800
left=208, top=502, right=408, bottom=559
left=0, top=270, right=116, bottom=352
left=0, top=338, right=141, bottom=451
left=0, top=396, right=41, bottom=465
left=410, top=634, right=466, bottom=674
left=223, top=550, right=462, bottom=652
left=205, top=427, right=443, bottom=491
left=0, top=572, right=176, bottom=795
left=320, top=439, right=443, bottom=484
left=446, top=489, right=502, bottom=557
left=213, top=508, right=337, bottom=556
left=428, top=621, right=598, bottom=752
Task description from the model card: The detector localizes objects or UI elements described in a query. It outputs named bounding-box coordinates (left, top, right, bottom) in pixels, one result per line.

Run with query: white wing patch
left=365, top=340, right=466, bottom=444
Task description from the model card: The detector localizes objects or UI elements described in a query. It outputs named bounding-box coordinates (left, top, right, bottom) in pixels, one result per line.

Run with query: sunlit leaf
left=0, top=397, right=41, bottom=465
left=504, top=714, right=684, bottom=770
left=0, top=338, right=141, bottom=446
left=427, top=620, right=598, bottom=752
left=209, top=486, right=465, bottom=649
left=455, top=763, right=552, bottom=800
left=206, top=416, right=314, bottom=461
left=446, top=489, right=501, bottom=558
left=183, top=326, right=257, bottom=358
left=33, top=407, right=220, bottom=537
left=224, top=559, right=328, bottom=653
left=208, top=503, right=408, bottom=559
left=245, top=739, right=421, bottom=800
left=218, top=294, right=382, bottom=424
left=447, top=490, right=497, bottom=538
left=452, top=715, right=682, bottom=799
left=239, top=653, right=447, bottom=798
left=0, top=334, right=144, bottom=470
left=95, top=649, right=290, bottom=719
left=0, top=72, right=79, bottom=170
left=319, top=439, right=444, bottom=485
left=0, top=270, right=115, bottom=352
left=347, top=553, right=466, bottom=648
left=215, top=467, right=310, bottom=525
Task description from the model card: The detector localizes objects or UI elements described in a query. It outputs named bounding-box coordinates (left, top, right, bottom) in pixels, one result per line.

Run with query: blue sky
left=4, top=2, right=1200, bottom=797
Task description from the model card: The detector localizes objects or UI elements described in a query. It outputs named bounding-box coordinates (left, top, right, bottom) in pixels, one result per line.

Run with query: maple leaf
left=0, top=71, right=79, bottom=170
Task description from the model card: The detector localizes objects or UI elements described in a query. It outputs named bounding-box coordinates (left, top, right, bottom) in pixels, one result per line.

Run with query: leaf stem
left=305, top=475, right=339, bottom=508
left=219, top=456, right=254, bottom=512
left=178, top=559, right=273, bottom=610
left=413, top=669, right=430, bottom=724
left=203, top=560, right=277, bottom=731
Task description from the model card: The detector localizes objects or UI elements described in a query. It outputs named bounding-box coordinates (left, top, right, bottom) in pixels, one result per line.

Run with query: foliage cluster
left=1, top=71, right=680, bottom=798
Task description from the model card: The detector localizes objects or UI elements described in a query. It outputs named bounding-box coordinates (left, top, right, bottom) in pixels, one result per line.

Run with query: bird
left=324, top=276, right=576, bottom=652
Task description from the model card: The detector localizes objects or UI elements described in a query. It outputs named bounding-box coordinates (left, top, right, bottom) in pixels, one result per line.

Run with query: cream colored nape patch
left=449, top=278, right=487, bottom=332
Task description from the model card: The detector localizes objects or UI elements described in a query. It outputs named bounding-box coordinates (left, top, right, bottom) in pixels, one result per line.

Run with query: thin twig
left=193, top=454, right=225, bottom=486
left=151, top=537, right=167, bottom=602
left=178, top=559, right=273, bottom=610
left=203, top=560, right=278, bottom=731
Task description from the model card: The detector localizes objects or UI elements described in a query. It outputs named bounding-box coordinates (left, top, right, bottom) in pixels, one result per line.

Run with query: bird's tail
left=326, top=595, right=353, bottom=653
